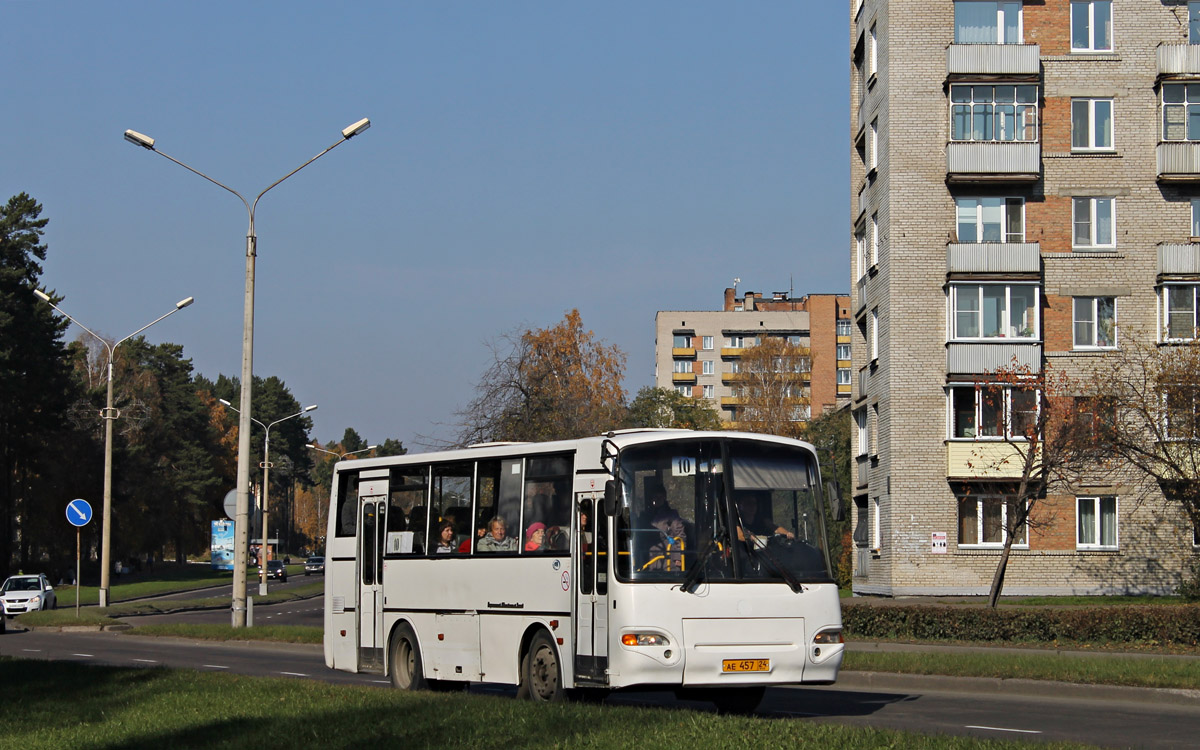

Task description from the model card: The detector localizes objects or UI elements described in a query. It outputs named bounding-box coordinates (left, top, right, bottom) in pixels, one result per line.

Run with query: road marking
left=966, top=726, right=1042, bottom=735
left=279, top=671, right=308, bottom=677
left=133, top=659, right=158, bottom=664
left=372, top=680, right=390, bottom=684
left=72, top=653, right=94, bottom=658
left=203, top=665, right=230, bottom=669
left=22, top=649, right=42, bottom=652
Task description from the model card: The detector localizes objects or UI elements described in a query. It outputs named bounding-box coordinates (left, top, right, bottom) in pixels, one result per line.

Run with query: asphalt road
left=3, top=622, right=1198, bottom=748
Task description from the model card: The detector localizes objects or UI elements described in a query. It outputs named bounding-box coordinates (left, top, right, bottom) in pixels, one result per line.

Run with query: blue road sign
left=66, top=498, right=93, bottom=527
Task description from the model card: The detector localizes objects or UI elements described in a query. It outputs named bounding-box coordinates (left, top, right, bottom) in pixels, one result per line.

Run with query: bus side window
left=336, top=472, right=359, bottom=537
left=522, top=454, right=573, bottom=554
left=389, top=467, right=429, bottom=556
left=579, top=497, right=593, bottom=594
left=596, top=498, right=608, bottom=595
left=432, top=462, right=473, bottom=549
left=474, top=460, right=501, bottom=554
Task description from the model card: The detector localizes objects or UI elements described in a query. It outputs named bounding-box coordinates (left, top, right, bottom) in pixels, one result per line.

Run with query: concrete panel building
left=850, top=0, right=1200, bottom=595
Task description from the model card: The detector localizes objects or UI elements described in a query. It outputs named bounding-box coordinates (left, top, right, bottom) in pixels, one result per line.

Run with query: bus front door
left=357, top=490, right=387, bottom=673
left=573, top=493, right=608, bottom=685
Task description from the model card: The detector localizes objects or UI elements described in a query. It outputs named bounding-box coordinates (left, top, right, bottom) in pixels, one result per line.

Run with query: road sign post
left=67, top=499, right=93, bottom=617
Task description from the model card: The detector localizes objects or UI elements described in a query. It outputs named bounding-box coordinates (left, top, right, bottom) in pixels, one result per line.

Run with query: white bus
left=323, top=429, right=844, bottom=711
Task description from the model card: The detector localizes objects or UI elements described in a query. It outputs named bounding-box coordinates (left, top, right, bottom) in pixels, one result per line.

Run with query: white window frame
left=950, top=84, right=1040, bottom=143
left=868, top=23, right=877, bottom=80
left=837, top=344, right=852, bottom=360
left=958, top=495, right=1029, bottom=548
left=1070, top=0, right=1112, bottom=53
left=701, top=360, right=714, bottom=376
left=870, top=496, right=881, bottom=550
left=837, top=319, right=852, bottom=336
left=870, top=308, right=879, bottom=360
left=1162, top=284, right=1200, bottom=342
left=856, top=408, right=869, bottom=457
left=701, top=335, right=714, bottom=351
left=838, top=368, right=852, bottom=386
left=1162, top=83, right=1200, bottom=142
left=948, top=384, right=1039, bottom=440
left=950, top=283, right=1040, bottom=340
left=955, top=197, right=1024, bottom=243
left=954, top=1, right=1023, bottom=44
left=1072, top=296, right=1116, bottom=350
left=1076, top=495, right=1118, bottom=549
left=869, top=118, right=878, bottom=171
left=727, top=335, right=747, bottom=349
left=870, top=213, right=879, bottom=266
left=674, top=385, right=691, bottom=397
left=856, top=229, right=867, bottom=281
left=672, top=360, right=692, bottom=374
left=1071, top=98, right=1114, bottom=151
left=702, top=384, right=714, bottom=399
left=1072, top=197, right=1115, bottom=249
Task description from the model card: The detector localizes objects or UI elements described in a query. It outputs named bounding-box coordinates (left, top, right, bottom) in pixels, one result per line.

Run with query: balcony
left=857, top=366, right=869, bottom=399
left=856, top=454, right=870, bottom=489
left=837, top=383, right=853, bottom=395
left=1159, top=243, right=1200, bottom=276
left=671, top=347, right=696, bottom=358
left=721, top=372, right=748, bottom=385
left=947, top=441, right=1039, bottom=480
left=855, top=275, right=868, bottom=312
left=721, top=347, right=746, bottom=358
left=671, top=372, right=696, bottom=384
left=947, top=142, right=1040, bottom=182
left=720, top=396, right=745, bottom=407
left=1157, top=143, right=1200, bottom=182
left=947, top=242, right=1040, bottom=275
left=947, top=44, right=1040, bottom=79
left=1158, top=44, right=1200, bottom=77
left=947, top=342, right=1041, bottom=374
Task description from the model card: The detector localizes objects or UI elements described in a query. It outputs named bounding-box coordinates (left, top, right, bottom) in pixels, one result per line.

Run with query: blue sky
left=3, top=1, right=849, bottom=448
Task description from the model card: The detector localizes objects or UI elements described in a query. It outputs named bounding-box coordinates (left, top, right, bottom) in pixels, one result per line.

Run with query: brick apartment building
left=850, top=0, right=1200, bottom=594
left=655, top=288, right=852, bottom=423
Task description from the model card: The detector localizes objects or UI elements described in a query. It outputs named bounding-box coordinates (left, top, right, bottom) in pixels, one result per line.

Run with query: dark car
left=261, top=559, right=287, bottom=582
left=304, top=556, right=325, bottom=576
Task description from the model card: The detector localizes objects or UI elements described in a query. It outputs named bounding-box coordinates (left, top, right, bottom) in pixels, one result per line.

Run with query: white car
left=0, top=574, right=57, bottom=616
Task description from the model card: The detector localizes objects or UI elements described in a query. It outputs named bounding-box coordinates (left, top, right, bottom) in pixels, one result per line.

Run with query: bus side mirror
left=603, top=479, right=620, bottom=517
left=826, top=481, right=845, bottom=521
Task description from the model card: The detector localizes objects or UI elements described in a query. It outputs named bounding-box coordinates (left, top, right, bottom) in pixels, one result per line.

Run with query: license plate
left=722, top=659, right=770, bottom=673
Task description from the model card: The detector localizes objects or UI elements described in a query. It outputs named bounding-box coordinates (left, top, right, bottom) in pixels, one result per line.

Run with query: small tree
left=960, top=362, right=1103, bottom=607
left=734, top=336, right=811, bottom=439
left=625, top=386, right=722, bottom=430
left=457, top=310, right=626, bottom=445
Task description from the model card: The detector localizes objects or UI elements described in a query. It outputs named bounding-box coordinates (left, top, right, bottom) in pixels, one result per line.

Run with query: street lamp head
left=341, top=118, right=371, bottom=139
left=33, top=289, right=51, bottom=302
left=303, top=404, right=318, bottom=413
left=176, top=296, right=195, bottom=309
left=123, top=130, right=156, bottom=150
left=219, top=398, right=233, bottom=408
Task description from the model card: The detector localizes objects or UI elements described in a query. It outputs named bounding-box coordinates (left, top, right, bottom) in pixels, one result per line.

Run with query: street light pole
left=33, top=289, right=194, bottom=607
left=125, top=118, right=369, bottom=627
left=221, top=400, right=316, bottom=598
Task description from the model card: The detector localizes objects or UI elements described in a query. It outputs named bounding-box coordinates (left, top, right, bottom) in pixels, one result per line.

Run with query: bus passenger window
left=389, top=467, right=429, bottom=555
left=432, top=462, right=472, bottom=550
left=523, top=453, right=573, bottom=554
left=336, top=472, right=359, bottom=537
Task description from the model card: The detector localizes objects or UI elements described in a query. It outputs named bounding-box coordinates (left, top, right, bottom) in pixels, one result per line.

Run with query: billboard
left=211, top=520, right=235, bottom=571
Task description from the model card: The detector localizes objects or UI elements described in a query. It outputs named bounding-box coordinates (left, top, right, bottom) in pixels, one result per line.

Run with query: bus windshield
left=615, top=438, right=832, bottom=587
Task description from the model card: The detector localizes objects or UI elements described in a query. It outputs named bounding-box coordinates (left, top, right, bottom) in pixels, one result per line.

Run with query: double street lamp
left=32, top=289, right=194, bottom=607
left=220, top=399, right=317, bottom=596
left=125, top=118, right=369, bottom=626
left=306, top=444, right=375, bottom=551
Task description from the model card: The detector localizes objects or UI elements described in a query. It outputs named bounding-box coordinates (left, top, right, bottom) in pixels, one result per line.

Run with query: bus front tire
left=517, top=631, right=563, bottom=702
left=389, top=624, right=429, bottom=691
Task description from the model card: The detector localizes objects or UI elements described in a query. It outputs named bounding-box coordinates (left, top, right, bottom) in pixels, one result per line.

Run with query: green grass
left=127, top=623, right=323, bottom=644
left=0, top=658, right=1098, bottom=750
left=843, top=650, right=1200, bottom=690
left=11, top=610, right=125, bottom=628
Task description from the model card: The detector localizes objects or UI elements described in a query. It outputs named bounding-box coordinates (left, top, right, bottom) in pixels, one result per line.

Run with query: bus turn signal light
left=813, top=630, right=844, bottom=645
left=621, top=633, right=670, bottom=647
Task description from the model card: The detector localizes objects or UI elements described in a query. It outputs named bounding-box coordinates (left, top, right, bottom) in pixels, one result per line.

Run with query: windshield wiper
left=680, top=537, right=718, bottom=594
left=750, top=539, right=804, bottom=594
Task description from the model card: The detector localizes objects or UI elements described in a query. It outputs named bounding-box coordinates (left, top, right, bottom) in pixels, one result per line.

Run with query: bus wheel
left=709, top=686, right=766, bottom=715
left=517, top=631, right=563, bottom=702
left=389, top=624, right=429, bottom=691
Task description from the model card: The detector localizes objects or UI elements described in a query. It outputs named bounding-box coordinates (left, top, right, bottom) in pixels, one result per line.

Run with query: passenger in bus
left=524, top=522, right=546, bottom=551
left=434, top=520, right=457, bottom=554
left=644, top=507, right=686, bottom=571
left=735, top=494, right=794, bottom=545
left=545, top=525, right=569, bottom=551
left=477, top=516, right=518, bottom=552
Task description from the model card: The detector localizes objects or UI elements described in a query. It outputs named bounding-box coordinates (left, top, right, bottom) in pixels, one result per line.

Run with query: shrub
left=1177, top=557, right=1200, bottom=601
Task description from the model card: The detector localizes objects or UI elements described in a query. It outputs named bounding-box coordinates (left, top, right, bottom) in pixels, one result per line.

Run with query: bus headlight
left=621, top=633, right=670, bottom=647
left=813, top=629, right=843, bottom=645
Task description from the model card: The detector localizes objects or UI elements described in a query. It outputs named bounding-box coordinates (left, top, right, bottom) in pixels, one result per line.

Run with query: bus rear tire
left=517, top=631, right=563, bottom=702
left=389, top=623, right=429, bottom=691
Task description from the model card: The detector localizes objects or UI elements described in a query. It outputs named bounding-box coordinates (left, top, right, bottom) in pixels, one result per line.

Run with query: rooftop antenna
left=733, top=277, right=741, bottom=294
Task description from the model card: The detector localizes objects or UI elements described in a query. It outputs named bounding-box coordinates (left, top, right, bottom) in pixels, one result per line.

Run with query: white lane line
left=72, top=653, right=94, bottom=657
left=965, top=726, right=1042, bottom=735
left=279, top=671, right=308, bottom=677
left=133, top=659, right=158, bottom=664
left=203, top=665, right=230, bottom=670
left=22, top=649, right=42, bottom=652
left=372, top=680, right=390, bottom=684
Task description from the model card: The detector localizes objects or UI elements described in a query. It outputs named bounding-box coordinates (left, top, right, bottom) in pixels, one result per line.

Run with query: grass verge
left=126, top=623, right=323, bottom=644
left=0, top=658, right=1098, bottom=750
left=843, top=650, right=1200, bottom=691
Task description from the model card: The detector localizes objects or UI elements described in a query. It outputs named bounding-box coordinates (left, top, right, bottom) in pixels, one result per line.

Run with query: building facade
left=655, top=289, right=851, bottom=423
left=850, top=0, right=1200, bottom=595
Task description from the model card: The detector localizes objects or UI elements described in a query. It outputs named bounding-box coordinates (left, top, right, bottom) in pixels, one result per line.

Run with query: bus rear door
left=357, top=477, right=388, bottom=673
left=573, top=492, right=608, bottom=684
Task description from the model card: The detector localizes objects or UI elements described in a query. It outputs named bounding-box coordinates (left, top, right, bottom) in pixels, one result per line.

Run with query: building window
left=1071, top=98, right=1113, bottom=151
left=870, top=213, right=879, bottom=265
left=702, top=384, right=714, bottom=399
left=869, top=119, right=878, bottom=171
left=1164, top=386, right=1199, bottom=440
left=674, top=385, right=691, bottom=397
left=1073, top=297, right=1116, bottom=349
left=950, top=84, right=1039, bottom=143
left=1072, top=197, right=1115, bottom=249
left=838, top=368, right=852, bottom=386
left=1162, top=84, right=1200, bottom=142
left=727, top=335, right=747, bottom=349
left=672, top=334, right=691, bottom=348
left=1163, top=284, right=1200, bottom=341
left=855, top=230, right=867, bottom=281
left=868, top=23, right=877, bottom=79
left=701, top=335, right=714, bottom=350
left=954, top=1, right=1022, bottom=44
left=949, top=384, right=1038, bottom=439
left=856, top=408, right=869, bottom=456
left=955, top=197, right=1024, bottom=243
left=870, top=308, right=879, bottom=360
left=1070, top=0, right=1112, bottom=53
left=1192, top=2, right=1200, bottom=44
left=950, top=283, right=1039, bottom=339
left=673, top=360, right=692, bottom=374
left=1077, top=496, right=1118, bottom=549
left=871, top=497, right=881, bottom=550
left=702, top=360, right=714, bottom=376
left=958, top=495, right=1027, bottom=547
left=837, top=344, right=852, bottom=360
left=727, top=360, right=742, bottom=374
left=837, top=319, right=852, bottom=336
